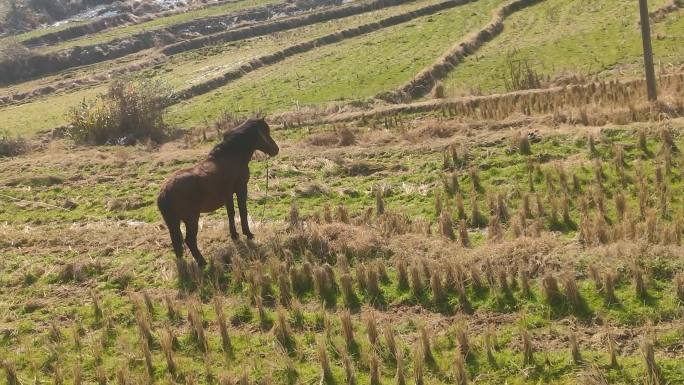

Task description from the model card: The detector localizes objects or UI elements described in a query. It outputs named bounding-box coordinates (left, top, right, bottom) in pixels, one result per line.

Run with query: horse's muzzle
left=266, top=143, right=279, bottom=157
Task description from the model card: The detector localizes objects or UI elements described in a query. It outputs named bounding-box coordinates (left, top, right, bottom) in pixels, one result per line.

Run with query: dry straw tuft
left=370, top=353, right=381, bottom=385
left=365, top=311, right=379, bottom=346
left=340, top=310, right=356, bottom=349
left=396, top=346, right=406, bottom=385
left=440, top=212, right=455, bottom=240
left=396, top=259, right=409, bottom=290
left=418, top=324, right=434, bottom=363
left=570, top=332, right=582, bottom=364
left=187, top=299, right=208, bottom=353
left=410, top=262, right=424, bottom=294
left=459, top=219, right=470, bottom=247
left=633, top=267, right=648, bottom=299
left=542, top=273, right=562, bottom=305
left=273, top=307, right=295, bottom=351
left=603, top=271, right=617, bottom=304
left=340, top=273, right=356, bottom=308
left=383, top=324, right=398, bottom=363
left=341, top=347, right=356, bottom=385
left=453, top=351, right=468, bottom=385
left=432, top=81, right=445, bottom=99
left=160, top=326, right=177, bottom=377
left=413, top=344, right=425, bottom=385
left=317, top=338, right=333, bottom=382
left=1, top=361, right=18, bottom=385
left=607, top=332, right=619, bottom=368
left=213, top=296, right=233, bottom=354
left=640, top=338, right=662, bottom=385
left=563, top=274, right=582, bottom=310
left=430, top=268, right=446, bottom=304
left=521, top=327, right=534, bottom=366
left=141, top=337, right=154, bottom=377
left=675, top=273, right=684, bottom=303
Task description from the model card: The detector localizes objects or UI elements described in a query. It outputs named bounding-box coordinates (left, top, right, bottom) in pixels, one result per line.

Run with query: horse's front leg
left=236, top=184, right=254, bottom=239
left=226, top=192, right=239, bottom=240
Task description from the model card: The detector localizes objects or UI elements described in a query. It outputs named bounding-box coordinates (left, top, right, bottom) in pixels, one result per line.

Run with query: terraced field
left=2, top=0, right=684, bottom=384
left=442, top=0, right=684, bottom=94
left=168, top=0, right=507, bottom=125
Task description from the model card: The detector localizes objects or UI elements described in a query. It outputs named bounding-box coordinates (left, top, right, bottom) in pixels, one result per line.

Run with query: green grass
left=442, top=0, right=684, bottom=95
left=167, top=0, right=507, bottom=125
left=0, top=85, right=104, bottom=135
left=2, top=114, right=684, bottom=385
left=0, top=0, right=453, bottom=136
left=145, top=0, right=451, bottom=89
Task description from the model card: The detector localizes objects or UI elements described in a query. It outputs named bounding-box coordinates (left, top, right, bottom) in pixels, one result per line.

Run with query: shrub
left=66, top=78, right=172, bottom=145
left=0, top=131, right=28, bottom=157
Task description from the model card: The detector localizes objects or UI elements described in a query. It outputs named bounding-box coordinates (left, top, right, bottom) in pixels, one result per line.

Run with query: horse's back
left=159, top=161, right=232, bottom=217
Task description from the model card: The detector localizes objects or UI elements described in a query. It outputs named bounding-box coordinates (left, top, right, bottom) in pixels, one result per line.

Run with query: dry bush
left=0, top=132, right=28, bottom=157
left=66, top=78, right=172, bottom=145
left=432, top=81, right=445, bottom=99
left=503, top=51, right=544, bottom=91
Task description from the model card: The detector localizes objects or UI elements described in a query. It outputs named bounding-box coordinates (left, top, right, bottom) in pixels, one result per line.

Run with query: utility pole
left=638, top=0, right=658, bottom=101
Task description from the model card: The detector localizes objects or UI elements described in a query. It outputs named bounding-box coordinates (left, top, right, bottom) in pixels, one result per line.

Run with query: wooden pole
left=638, top=0, right=658, bottom=101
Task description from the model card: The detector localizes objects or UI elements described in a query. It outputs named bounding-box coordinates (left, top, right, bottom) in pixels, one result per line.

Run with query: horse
left=157, top=117, right=279, bottom=266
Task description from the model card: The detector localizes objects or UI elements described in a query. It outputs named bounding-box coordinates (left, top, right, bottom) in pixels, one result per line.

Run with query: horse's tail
left=157, top=190, right=184, bottom=258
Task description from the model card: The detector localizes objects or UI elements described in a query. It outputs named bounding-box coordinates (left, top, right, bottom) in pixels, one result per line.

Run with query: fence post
left=638, top=0, right=658, bottom=101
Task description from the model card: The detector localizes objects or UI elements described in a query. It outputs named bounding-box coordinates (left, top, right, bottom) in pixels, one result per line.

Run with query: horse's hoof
left=230, top=233, right=239, bottom=240
left=245, top=232, right=255, bottom=240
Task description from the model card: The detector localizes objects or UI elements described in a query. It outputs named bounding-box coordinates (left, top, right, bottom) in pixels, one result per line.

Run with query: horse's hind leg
left=167, top=217, right=184, bottom=258
left=183, top=216, right=207, bottom=267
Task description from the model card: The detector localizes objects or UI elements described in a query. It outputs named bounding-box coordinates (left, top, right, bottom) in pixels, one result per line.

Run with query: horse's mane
left=209, top=118, right=263, bottom=159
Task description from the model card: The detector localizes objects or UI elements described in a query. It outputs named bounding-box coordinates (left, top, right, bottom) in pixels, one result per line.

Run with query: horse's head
left=252, top=118, right=279, bottom=157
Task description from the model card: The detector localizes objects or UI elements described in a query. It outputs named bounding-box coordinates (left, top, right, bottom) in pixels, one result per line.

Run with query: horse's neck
left=215, top=149, right=254, bottom=166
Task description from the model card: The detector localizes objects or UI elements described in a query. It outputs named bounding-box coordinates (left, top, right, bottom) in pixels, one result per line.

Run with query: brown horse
left=157, top=118, right=279, bottom=266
